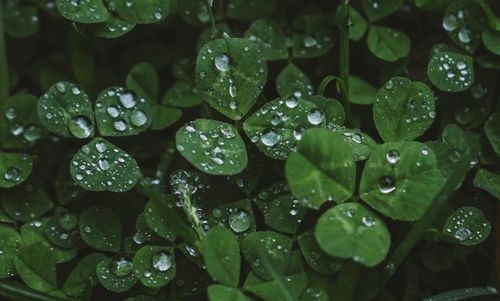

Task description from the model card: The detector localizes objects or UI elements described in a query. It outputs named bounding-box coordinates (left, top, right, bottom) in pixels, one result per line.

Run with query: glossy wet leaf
left=132, top=245, right=176, bottom=288
left=362, top=0, right=404, bottom=21
left=484, top=113, right=500, bottom=156
left=482, top=30, right=500, bottom=55
left=227, top=0, right=275, bottom=21
left=63, top=252, right=108, bottom=297
left=244, top=18, right=288, bottom=61
left=292, top=14, right=335, bottom=59
left=443, top=0, right=487, bottom=53
left=276, top=64, right=314, bottom=99
left=116, top=0, right=171, bottom=24
left=70, top=138, right=140, bottom=192
left=349, top=76, right=376, bottom=105
left=0, top=152, right=33, bottom=188
left=442, top=207, right=490, bottom=246
left=328, top=124, right=378, bottom=161
left=208, top=199, right=256, bottom=237
left=261, top=194, right=307, bottom=234
left=297, top=229, right=342, bottom=274
left=348, top=8, right=367, bottom=41
left=202, top=227, right=241, bottom=287
left=96, top=257, right=137, bottom=292
left=243, top=269, right=307, bottom=301
left=208, top=285, right=252, bottom=301
left=195, top=38, right=267, bottom=120
left=44, top=211, right=79, bottom=249
left=367, top=26, right=410, bottom=62
left=57, top=0, right=110, bottom=23
left=127, top=62, right=159, bottom=102
left=360, top=142, right=445, bottom=221
left=94, top=87, right=152, bottom=136
left=286, top=128, right=355, bottom=209
left=241, top=231, right=292, bottom=280
left=422, top=287, right=499, bottom=301
left=373, top=77, right=436, bottom=142
left=473, top=169, right=500, bottom=200
left=243, top=98, right=324, bottom=160
left=198, top=23, right=234, bottom=51
left=37, top=82, right=95, bottom=139
left=4, top=1, right=39, bottom=37
left=176, top=119, right=247, bottom=175
left=150, top=105, right=182, bottom=130
left=0, top=225, right=23, bottom=279
left=14, top=243, right=58, bottom=292
left=300, top=288, right=328, bottom=301
left=144, top=195, right=180, bottom=242
left=93, top=16, right=136, bottom=38
left=79, top=206, right=122, bottom=252
left=162, top=80, right=204, bottom=108
left=428, top=51, right=474, bottom=92
left=305, top=95, right=345, bottom=126
left=315, top=203, right=390, bottom=267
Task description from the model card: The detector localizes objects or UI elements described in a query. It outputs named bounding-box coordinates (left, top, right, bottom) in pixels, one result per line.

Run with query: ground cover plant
left=0, top=0, right=500, bottom=300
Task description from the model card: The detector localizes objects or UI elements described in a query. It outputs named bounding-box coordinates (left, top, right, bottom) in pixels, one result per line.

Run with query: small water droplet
left=378, top=176, right=396, bottom=194
left=152, top=252, right=173, bottom=272
left=214, top=54, right=230, bottom=72
left=228, top=210, right=251, bottom=233
left=260, top=128, right=280, bottom=146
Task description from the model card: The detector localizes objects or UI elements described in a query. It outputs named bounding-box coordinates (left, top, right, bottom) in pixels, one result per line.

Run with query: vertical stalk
left=338, top=0, right=352, bottom=127
left=0, top=0, right=9, bottom=110
left=204, top=0, right=217, bottom=39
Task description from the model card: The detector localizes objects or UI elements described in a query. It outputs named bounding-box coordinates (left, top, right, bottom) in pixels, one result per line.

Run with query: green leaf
left=362, top=0, right=404, bottom=21
left=484, top=113, right=500, bottom=156
left=241, top=231, right=292, bottom=280
left=286, top=128, right=355, bottom=209
left=150, top=105, right=182, bottom=130
left=305, top=95, right=345, bottom=126
left=93, top=16, right=136, bottom=38
left=195, top=38, right=268, bottom=120
left=38, top=82, right=95, bottom=139
left=175, top=119, right=248, bottom=175
left=44, top=211, right=79, bottom=249
left=474, top=169, right=500, bottom=200
left=261, top=194, right=306, bottom=234
left=315, top=203, right=390, bottom=267
left=202, top=227, right=241, bottom=287
left=4, top=1, right=39, bottom=37
left=127, top=62, right=159, bottom=102
left=422, top=287, right=499, bottom=301
left=94, top=87, right=152, bottom=136
left=0, top=225, right=23, bottom=279
left=243, top=98, right=324, bottom=160
left=63, top=252, right=108, bottom=297
left=367, top=26, right=410, bottom=62
left=328, top=124, right=378, bottom=161
left=243, top=270, right=307, bottom=301
left=373, top=77, right=436, bottom=142
left=162, top=80, right=204, bottom=108
left=300, top=288, right=328, bottom=301
left=276, top=64, right=314, bottom=99
left=208, top=285, right=252, bottom=301
left=244, top=18, right=288, bottom=61
left=227, top=0, right=275, bottom=21
left=443, top=0, right=487, bottom=53
left=482, top=30, right=500, bottom=55
left=415, top=0, right=451, bottom=11
left=70, top=138, right=140, bottom=192
left=360, top=142, right=445, bottom=221
left=116, top=0, right=171, bottom=24
left=348, top=8, right=367, bottom=41
left=427, top=51, right=475, bottom=92
left=349, top=75, right=376, bottom=105
left=132, top=245, right=176, bottom=288
left=442, top=207, right=491, bottom=245
left=96, top=257, right=137, bottom=292
left=0, top=152, right=33, bottom=188
left=14, top=243, right=58, bottom=292
left=79, top=206, right=122, bottom=252
left=297, top=229, right=343, bottom=274
left=292, top=14, right=335, bottom=59
left=198, top=23, right=234, bottom=51
left=56, top=0, right=110, bottom=23
left=208, top=199, right=256, bottom=237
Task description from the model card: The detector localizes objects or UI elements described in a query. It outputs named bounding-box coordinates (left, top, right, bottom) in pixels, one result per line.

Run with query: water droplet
left=442, top=14, right=457, bottom=31
left=56, top=82, right=66, bottom=94
left=458, top=28, right=471, bottom=43
left=112, top=258, right=133, bottom=277
left=307, top=108, right=325, bottom=125
left=107, top=106, right=120, bottom=118
left=152, top=252, right=173, bottom=272
left=119, top=90, right=137, bottom=108
left=214, top=54, right=230, bottom=72
left=113, top=120, right=127, bottom=132
left=228, top=210, right=251, bottom=233
left=260, top=128, right=280, bottom=146
left=293, top=126, right=305, bottom=141
left=4, top=167, right=20, bottom=182
left=285, top=98, right=298, bottom=108
left=303, top=36, right=317, bottom=48
left=386, top=150, right=400, bottom=164
left=98, top=159, right=110, bottom=171
left=378, top=176, right=396, bottom=194
left=71, top=86, right=81, bottom=95
left=454, top=227, right=471, bottom=241
left=229, top=82, right=238, bottom=98
left=4, top=107, right=16, bottom=120
left=362, top=216, right=376, bottom=227
left=23, top=125, right=42, bottom=142
left=68, top=116, right=93, bottom=139
left=130, top=110, right=148, bottom=127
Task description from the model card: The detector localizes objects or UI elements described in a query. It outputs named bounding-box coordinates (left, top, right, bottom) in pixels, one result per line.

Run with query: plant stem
left=180, top=191, right=205, bottom=241
left=338, top=0, right=352, bottom=127
left=0, top=0, right=9, bottom=110
left=0, top=280, right=76, bottom=301
left=204, top=0, right=217, bottom=39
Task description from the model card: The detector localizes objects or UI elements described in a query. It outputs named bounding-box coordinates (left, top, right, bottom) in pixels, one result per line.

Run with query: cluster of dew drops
left=434, top=53, right=472, bottom=90
left=71, top=141, right=135, bottom=191
left=62, top=0, right=106, bottom=22
left=442, top=8, right=475, bottom=51
left=98, top=88, right=149, bottom=133
left=1, top=155, right=31, bottom=185
left=444, top=207, right=489, bottom=243
left=4, top=106, right=42, bottom=143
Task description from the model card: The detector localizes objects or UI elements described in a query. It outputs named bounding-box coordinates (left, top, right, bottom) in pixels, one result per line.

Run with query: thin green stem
left=204, top=0, right=217, bottom=38
left=338, top=0, right=352, bottom=127
left=181, top=191, right=205, bottom=241
left=0, top=0, right=9, bottom=110
left=0, top=280, right=76, bottom=301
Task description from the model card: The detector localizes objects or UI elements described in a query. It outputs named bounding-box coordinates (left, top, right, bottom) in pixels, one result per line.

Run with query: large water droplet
left=113, top=120, right=127, bottom=132
left=260, top=128, right=280, bottom=146
left=112, top=258, right=133, bottom=277
left=23, top=125, right=42, bottom=142
left=119, top=90, right=137, bottom=108
left=214, top=54, right=230, bottom=72
left=454, top=227, right=472, bottom=241
left=98, top=159, right=110, bottom=171
left=442, top=14, right=457, bottom=31
left=307, top=108, right=325, bottom=125
left=303, top=36, right=317, bottom=48
left=58, top=212, right=78, bottom=231
left=4, top=107, right=16, bottom=120
left=107, top=106, right=120, bottom=118
left=4, top=167, right=20, bottom=182
left=151, top=252, right=173, bottom=271
left=228, top=210, right=251, bottom=233
left=68, top=116, right=93, bottom=139
left=293, top=126, right=305, bottom=141
left=130, top=110, right=148, bottom=127
left=386, top=150, right=400, bottom=164
left=378, top=176, right=396, bottom=194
